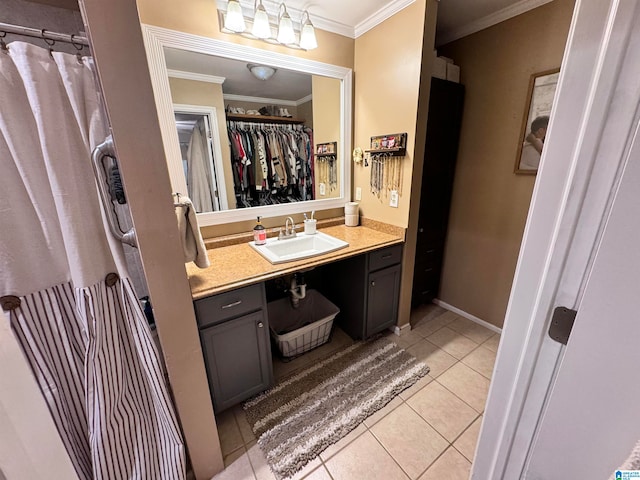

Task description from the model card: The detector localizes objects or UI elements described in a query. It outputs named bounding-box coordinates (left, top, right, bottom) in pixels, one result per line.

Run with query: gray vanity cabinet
left=323, top=244, right=402, bottom=339
left=194, top=283, right=273, bottom=413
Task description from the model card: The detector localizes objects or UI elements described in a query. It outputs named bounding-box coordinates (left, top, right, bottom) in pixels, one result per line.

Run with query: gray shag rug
left=243, top=336, right=430, bottom=479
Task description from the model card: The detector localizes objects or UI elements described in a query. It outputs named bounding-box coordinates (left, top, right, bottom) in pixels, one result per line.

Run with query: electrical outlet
left=319, top=183, right=326, bottom=196
left=390, top=190, right=399, bottom=208
left=355, top=187, right=362, bottom=201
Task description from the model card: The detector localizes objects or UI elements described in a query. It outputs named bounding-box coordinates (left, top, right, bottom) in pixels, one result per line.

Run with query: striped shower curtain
left=0, top=42, right=185, bottom=479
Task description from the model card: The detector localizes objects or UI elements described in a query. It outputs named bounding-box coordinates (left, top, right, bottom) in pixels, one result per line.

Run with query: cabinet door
left=200, top=311, right=272, bottom=412
left=366, top=265, right=401, bottom=337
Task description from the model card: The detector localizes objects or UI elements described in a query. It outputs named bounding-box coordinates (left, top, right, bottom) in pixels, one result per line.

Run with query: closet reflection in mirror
left=165, top=47, right=342, bottom=212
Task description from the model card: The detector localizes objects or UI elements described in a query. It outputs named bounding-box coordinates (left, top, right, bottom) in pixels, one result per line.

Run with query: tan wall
left=169, top=77, right=236, bottom=210
left=438, top=0, right=575, bottom=327
left=137, top=0, right=354, bottom=69
left=298, top=99, right=313, bottom=129
left=312, top=75, right=341, bottom=199
left=353, top=0, right=427, bottom=228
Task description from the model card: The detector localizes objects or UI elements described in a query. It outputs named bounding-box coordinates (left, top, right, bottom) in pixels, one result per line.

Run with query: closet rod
left=0, top=22, right=89, bottom=46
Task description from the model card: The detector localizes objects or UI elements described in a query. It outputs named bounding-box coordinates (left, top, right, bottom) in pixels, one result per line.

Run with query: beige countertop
left=186, top=223, right=404, bottom=299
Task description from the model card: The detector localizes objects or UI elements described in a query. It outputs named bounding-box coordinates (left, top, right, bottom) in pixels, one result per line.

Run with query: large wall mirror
left=142, top=25, right=352, bottom=226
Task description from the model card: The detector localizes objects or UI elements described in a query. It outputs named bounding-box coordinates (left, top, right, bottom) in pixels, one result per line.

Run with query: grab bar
left=91, top=135, right=138, bottom=248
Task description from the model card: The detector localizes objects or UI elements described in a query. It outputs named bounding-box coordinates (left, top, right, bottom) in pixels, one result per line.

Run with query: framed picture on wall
left=514, top=68, right=560, bottom=174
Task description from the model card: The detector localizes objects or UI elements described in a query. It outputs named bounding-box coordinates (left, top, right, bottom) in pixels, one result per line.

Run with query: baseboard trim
left=390, top=322, right=412, bottom=336
left=433, top=299, right=503, bottom=334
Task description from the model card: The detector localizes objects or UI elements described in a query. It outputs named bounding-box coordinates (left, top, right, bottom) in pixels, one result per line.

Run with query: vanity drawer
left=195, top=283, right=265, bottom=328
left=368, top=244, right=403, bottom=272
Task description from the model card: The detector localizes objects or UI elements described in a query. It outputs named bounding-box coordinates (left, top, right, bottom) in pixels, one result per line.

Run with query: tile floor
left=211, top=303, right=500, bottom=480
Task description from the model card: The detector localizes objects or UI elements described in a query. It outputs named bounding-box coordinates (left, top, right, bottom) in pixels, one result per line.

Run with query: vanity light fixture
left=224, top=0, right=246, bottom=33
left=247, top=63, right=277, bottom=81
left=251, top=0, right=271, bottom=39
left=299, top=10, right=317, bottom=51
left=220, top=1, right=318, bottom=50
left=276, top=3, right=295, bottom=45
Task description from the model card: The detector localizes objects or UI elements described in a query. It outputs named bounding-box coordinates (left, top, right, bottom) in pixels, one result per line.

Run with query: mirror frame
left=142, top=24, right=353, bottom=226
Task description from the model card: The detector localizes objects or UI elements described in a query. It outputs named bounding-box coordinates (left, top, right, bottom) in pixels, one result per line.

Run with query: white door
left=523, top=120, right=640, bottom=477
left=472, top=0, right=640, bottom=478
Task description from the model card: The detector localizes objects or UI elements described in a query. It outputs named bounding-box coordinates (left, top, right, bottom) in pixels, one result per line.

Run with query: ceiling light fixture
left=251, top=0, right=271, bottom=39
left=247, top=64, right=277, bottom=81
left=219, top=1, right=318, bottom=51
left=223, top=0, right=246, bottom=33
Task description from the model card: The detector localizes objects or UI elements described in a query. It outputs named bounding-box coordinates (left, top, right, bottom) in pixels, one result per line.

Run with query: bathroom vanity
left=187, top=223, right=404, bottom=412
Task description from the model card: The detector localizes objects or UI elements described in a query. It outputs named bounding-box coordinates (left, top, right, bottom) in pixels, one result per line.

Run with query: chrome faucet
left=278, top=216, right=297, bottom=240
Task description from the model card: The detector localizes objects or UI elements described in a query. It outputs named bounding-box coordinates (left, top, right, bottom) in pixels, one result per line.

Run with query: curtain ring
left=70, top=34, right=84, bottom=51
left=0, top=32, right=7, bottom=52
left=1, top=295, right=21, bottom=311
left=41, top=30, right=56, bottom=46
left=105, top=272, right=119, bottom=287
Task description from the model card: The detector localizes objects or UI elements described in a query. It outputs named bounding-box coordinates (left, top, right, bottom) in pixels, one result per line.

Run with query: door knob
left=257, top=322, right=264, bottom=328
left=371, top=281, right=376, bottom=287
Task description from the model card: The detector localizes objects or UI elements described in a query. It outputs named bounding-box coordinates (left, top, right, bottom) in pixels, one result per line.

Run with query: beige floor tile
left=410, top=304, right=447, bottom=326
left=390, top=328, right=425, bottom=350
left=320, top=423, right=367, bottom=461
left=418, top=447, right=471, bottom=480
left=233, top=405, right=257, bottom=445
left=447, top=317, right=495, bottom=344
left=461, top=345, right=497, bottom=379
left=246, top=443, right=276, bottom=480
left=437, top=363, right=491, bottom=413
left=217, top=409, right=245, bottom=456
left=224, top=446, right=247, bottom=468
left=301, top=466, right=332, bottom=480
left=406, top=381, right=477, bottom=442
left=370, top=404, right=448, bottom=479
left=212, top=449, right=256, bottom=480
left=364, top=395, right=404, bottom=428
left=482, top=333, right=501, bottom=353
left=426, top=327, right=478, bottom=360
left=454, top=416, right=482, bottom=462
left=325, top=431, right=409, bottom=480
left=412, top=311, right=458, bottom=338
left=406, top=340, right=457, bottom=378
left=399, top=374, right=434, bottom=401
left=286, top=457, right=322, bottom=480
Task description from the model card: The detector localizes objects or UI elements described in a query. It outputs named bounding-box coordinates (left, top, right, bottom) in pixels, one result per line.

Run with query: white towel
left=175, top=196, right=210, bottom=269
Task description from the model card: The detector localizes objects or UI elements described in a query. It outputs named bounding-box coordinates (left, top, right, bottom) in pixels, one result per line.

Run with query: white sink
left=249, top=231, right=349, bottom=264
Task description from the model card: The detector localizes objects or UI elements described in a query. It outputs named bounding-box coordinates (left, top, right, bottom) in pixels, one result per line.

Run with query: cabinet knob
left=257, top=322, right=264, bottom=328
left=419, top=228, right=424, bottom=233
left=371, top=281, right=376, bottom=287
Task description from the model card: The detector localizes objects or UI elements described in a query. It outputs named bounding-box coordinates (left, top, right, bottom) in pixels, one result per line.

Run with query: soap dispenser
left=253, top=216, right=267, bottom=245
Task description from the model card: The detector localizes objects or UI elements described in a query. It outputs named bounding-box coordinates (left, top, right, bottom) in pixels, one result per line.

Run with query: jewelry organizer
left=365, top=133, right=407, bottom=197
left=315, top=141, right=338, bottom=192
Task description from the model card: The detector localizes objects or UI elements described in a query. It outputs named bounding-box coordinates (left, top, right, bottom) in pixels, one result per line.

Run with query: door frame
left=173, top=104, right=229, bottom=211
left=472, top=0, right=640, bottom=477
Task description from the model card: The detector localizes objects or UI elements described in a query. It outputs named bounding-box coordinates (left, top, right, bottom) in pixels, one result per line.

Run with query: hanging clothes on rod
left=227, top=120, right=314, bottom=208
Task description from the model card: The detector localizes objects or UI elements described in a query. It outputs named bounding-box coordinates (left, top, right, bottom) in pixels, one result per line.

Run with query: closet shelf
left=226, top=113, right=305, bottom=124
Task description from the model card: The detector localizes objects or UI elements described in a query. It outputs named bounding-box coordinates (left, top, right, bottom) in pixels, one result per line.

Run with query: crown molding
left=437, top=0, right=554, bottom=46
left=223, top=93, right=298, bottom=106
left=354, top=0, right=415, bottom=38
left=296, top=94, right=313, bottom=106
left=167, top=69, right=226, bottom=84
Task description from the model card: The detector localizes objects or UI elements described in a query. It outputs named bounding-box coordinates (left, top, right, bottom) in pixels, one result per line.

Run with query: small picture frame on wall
left=514, top=68, right=560, bottom=175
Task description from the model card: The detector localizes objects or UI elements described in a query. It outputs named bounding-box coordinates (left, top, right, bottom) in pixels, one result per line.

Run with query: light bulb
left=299, top=21, right=317, bottom=50
left=277, top=4, right=296, bottom=45
left=252, top=2, right=271, bottom=39
left=224, top=0, right=246, bottom=33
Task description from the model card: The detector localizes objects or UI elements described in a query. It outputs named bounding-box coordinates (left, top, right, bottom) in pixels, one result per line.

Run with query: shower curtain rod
left=0, top=21, right=89, bottom=46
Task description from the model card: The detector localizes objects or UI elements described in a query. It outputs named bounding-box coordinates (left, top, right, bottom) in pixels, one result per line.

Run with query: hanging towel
left=175, top=196, right=210, bottom=268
